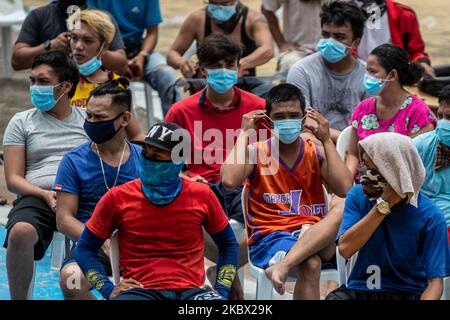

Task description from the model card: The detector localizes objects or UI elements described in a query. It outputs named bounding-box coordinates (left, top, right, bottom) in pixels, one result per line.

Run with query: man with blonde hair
left=11, top=0, right=128, bottom=75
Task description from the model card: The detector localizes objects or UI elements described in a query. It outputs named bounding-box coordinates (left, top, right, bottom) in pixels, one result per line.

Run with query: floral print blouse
left=349, top=95, right=437, bottom=141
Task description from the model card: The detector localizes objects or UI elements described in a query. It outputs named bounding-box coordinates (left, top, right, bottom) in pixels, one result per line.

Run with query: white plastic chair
left=50, top=231, right=68, bottom=271
left=0, top=0, right=26, bottom=78
left=336, top=125, right=353, bottom=161
left=442, top=277, right=450, bottom=300
left=241, top=185, right=346, bottom=299
left=109, top=231, right=120, bottom=285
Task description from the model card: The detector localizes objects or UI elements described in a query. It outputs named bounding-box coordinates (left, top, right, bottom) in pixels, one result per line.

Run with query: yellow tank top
left=70, top=71, right=121, bottom=109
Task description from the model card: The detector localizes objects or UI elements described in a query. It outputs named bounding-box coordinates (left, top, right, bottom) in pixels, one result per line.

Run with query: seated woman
left=346, top=44, right=437, bottom=176
left=67, top=9, right=143, bottom=140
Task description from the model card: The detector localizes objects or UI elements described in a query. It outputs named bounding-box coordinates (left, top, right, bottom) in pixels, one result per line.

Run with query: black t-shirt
left=16, top=2, right=125, bottom=51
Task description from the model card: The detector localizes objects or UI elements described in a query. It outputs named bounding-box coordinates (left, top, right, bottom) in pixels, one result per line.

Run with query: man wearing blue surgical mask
left=2, top=50, right=88, bottom=300
left=165, top=34, right=267, bottom=299
left=54, top=83, right=141, bottom=300
left=288, top=1, right=369, bottom=143
left=74, top=122, right=239, bottom=301
left=414, top=85, right=450, bottom=243
left=167, top=0, right=274, bottom=98
left=221, top=84, right=353, bottom=299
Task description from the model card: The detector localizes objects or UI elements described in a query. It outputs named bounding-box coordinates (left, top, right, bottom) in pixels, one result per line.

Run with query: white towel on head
left=359, top=132, right=425, bottom=207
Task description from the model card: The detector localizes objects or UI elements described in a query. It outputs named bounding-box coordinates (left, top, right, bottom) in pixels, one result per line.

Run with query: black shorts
left=325, top=285, right=421, bottom=300
left=208, top=182, right=244, bottom=224
left=3, top=195, right=56, bottom=260
left=62, top=243, right=112, bottom=276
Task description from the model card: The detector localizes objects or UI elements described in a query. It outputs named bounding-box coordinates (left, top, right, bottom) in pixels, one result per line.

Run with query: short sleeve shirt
left=3, top=107, right=88, bottom=191
left=16, top=2, right=125, bottom=51
left=87, top=0, right=162, bottom=43
left=86, top=178, right=229, bottom=290
left=54, top=141, right=141, bottom=224
left=349, top=95, right=437, bottom=141
left=337, top=184, right=450, bottom=294
left=287, top=52, right=369, bottom=131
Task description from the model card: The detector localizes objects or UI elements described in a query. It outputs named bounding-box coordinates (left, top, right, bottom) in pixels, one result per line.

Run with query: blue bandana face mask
left=273, top=119, right=302, bottom=144
left=206, top=68, right=238, bottom=94
left=138, top=154, right=184, bottom=206
left=77, top=44, right=104, bottom=76
left=30, top=82, right=65, bottom=111
left=436, top=119, right=450, bottom=146
left=316, top=38, right=351, bottom=63
left=363, top=72, right=391, bottom=96
left=207, top=3, right=237, bottom=22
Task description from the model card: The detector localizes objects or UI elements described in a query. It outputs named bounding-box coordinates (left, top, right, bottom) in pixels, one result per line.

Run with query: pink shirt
left=350, top=95, right=437, bottom=141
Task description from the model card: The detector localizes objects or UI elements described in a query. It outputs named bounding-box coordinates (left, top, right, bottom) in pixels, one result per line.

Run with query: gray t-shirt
left=3, top=107, right=88, bottom=192
left=287, top=52, right=370, bottom=131
left=16, top=2, right=125, bottom=51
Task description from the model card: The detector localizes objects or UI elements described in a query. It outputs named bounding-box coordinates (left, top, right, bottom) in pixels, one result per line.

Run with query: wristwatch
left=376, top=197, right=391, bottom=216
left=43, top=40, right=51, bottom=51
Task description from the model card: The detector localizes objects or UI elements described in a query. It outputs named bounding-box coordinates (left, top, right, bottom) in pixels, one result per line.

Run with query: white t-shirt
left=358, top=12, right=392, bottom=61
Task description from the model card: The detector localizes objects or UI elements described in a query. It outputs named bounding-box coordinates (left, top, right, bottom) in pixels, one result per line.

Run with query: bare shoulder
left=184, top=9, right=205, bottom=27
left=247, top=8, right=268, bottom=25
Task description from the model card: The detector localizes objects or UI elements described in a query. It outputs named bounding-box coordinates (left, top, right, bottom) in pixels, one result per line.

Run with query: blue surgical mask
left=274, top=119, right=302, bottom=144
left=363, top=72, right=391, bottom=96
left=316, top=38, right=351, bottom=63
left=139, top=154, right=184, bottom=206
left=30, top=82, right=65, bottom=111
left=83, top=112, right=124, bottom=144
left=77, top=44, right=104, bottom=76
left=207, top=3, right=237, bottom=22
left=206, top=68, right=238, bottom=94
left=436, top=119, right=450, bottom=146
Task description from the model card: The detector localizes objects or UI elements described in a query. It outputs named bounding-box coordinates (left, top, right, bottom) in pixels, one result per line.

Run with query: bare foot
left=265, top=262, right=289, bottom=295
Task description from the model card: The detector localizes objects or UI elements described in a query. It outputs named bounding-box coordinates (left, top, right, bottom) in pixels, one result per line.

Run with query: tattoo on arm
left=255, top=16, right=268, bottom=24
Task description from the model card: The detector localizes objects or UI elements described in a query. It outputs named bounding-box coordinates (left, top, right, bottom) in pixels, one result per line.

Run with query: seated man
left=167, top=0, right=274, bottom=98
left=261, top=0, right=326, bottom=72
left=55, top=83, right=141, bottom=300
left=287, top=1, right=369, bottom=142
left=221, top=83, right=353, bottom=299
left=87, top=0, right=181, bottom=115
left=74, top=122, right=239, bottom=300
left=327, top=132, right=450, bottom=300
left=413, top=85, right=450, bottom=242
left=3, top=50, right=88, bottom=300
left=165, top=34, right=267, bottom=298
left=11, top=0, right=128, bottom=75
left=356, top=0, right=434, bottom=76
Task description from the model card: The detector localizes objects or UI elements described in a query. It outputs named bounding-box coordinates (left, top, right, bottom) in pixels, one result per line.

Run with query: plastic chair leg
left=26, top=262, right=36, bottom=300
left=255, top=270, right=274, bottom=300
left=50, top=232, right=66, bottom=271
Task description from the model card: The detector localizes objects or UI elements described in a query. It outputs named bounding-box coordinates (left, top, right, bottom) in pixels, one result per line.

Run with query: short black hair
left=320, top=1, right=366, bottom=40
left=371, top=44, right=424, bottom=86
left=266, top=84, right=306, bottom=115
left=197, top=34, right=243, bottom=66
left=89, top=77, right=132, bottom=112
left=31, top=50, right=79, bottom=98
left=439, top=85, right=450, bottom=106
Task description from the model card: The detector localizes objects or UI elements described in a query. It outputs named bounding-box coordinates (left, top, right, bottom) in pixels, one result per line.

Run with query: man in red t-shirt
left=74, top=122, right=239, bottom=300
left=165, top=34, right=267, bottom=298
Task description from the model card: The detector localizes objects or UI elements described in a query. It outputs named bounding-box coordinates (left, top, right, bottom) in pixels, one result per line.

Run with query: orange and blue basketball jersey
left=245, top=138, right=327, bottom=247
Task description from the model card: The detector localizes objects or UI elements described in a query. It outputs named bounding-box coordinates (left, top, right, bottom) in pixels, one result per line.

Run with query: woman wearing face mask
left=346, top=44, right=437, bottom=177
left=68, top=9, right=143, bottom=141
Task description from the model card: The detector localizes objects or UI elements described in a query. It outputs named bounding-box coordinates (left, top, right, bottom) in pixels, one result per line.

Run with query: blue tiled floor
left=0, top=226, right=101, bottom=300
